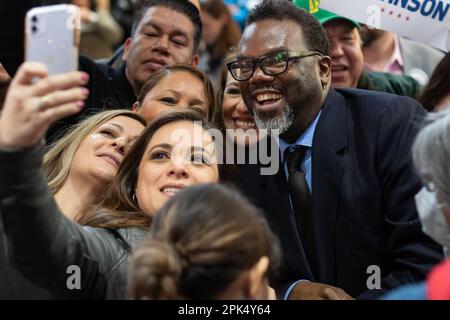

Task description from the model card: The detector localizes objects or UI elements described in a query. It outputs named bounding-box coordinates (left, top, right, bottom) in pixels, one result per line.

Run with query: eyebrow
left=237, top=47, right=290, bottom=59
left=190, top=99, right=206, bottom=106
left=102, top=123, right=124, bottom=132
left=191, top=146, right=212, bottom=156
left=142, top=21, right=189, bottom=40
left=147, top=143, right=172, bottom=155
left=159, top=89, right=179, bottom=97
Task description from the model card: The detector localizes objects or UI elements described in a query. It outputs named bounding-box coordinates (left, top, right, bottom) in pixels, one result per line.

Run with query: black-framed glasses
left=227, top=51, right=323, bottom=81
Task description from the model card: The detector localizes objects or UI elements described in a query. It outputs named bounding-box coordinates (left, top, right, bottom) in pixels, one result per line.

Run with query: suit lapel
left=311, top=90, right=347, bottom=284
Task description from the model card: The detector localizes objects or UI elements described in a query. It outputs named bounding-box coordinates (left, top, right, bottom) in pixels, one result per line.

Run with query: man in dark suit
left=229, top=0, right=443, bottom=299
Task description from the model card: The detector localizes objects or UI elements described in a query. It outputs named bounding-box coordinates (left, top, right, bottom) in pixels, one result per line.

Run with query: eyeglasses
left=227, top=51, right=323, bottom=81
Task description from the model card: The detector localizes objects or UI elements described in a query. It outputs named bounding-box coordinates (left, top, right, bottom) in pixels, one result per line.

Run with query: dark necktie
left=285, top=146, right=318, bottom=277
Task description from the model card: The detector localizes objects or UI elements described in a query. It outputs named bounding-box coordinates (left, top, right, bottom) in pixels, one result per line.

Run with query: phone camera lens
left=31, top=16, right=38, bottom=23
left=31, top=25, right=38, bottom=33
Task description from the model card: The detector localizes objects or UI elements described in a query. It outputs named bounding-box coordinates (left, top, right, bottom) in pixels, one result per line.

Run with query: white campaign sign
left=319, top=0, right=450, bottom=51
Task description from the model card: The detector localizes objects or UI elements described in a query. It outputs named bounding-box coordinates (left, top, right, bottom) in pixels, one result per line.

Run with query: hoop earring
left=132, top=192, right=137, bottom=203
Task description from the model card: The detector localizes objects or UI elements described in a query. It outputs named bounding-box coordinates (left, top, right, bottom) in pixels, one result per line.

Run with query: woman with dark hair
left=0, top=62, right=223, bottom=299
left=133, top=64, right=215, bottom=123
left=128, top=183, right=280, bottom=300
left=214, top=53, right=258, bottom=147
left=419, top=53, right=450, bottom=112
left=199, top=0, right=242, bottom=85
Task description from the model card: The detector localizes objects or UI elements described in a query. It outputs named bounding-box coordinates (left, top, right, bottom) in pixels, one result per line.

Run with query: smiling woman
left=0, top=66, right=224, bottom=299
left=79, top=109, right=222, bottom=229
left=215, top=53, right=258, bottom=147
left=44, top=110, right=146, bottom=221
left=133, top=64, right=215, bottom=123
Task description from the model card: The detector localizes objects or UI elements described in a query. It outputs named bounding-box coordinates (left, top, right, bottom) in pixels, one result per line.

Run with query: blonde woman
left=44, top=109, right=146, bottom=221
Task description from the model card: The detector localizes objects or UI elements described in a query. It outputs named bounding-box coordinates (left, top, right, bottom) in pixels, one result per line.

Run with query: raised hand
left=0, top=62, right=89, bottom=148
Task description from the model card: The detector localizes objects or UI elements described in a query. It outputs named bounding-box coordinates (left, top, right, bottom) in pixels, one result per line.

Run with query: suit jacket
left=236, top=88, right=443, bottom=299
left=399, top=37, right=445, bottom=83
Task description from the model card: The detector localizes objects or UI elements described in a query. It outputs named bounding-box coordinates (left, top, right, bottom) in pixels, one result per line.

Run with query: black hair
left=131, top=0, right=202, bottom=53
left=246, top=0, right=329, bottom=55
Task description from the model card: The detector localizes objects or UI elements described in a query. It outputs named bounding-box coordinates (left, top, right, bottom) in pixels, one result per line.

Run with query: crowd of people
left=0, top=0, right=450, bottom=300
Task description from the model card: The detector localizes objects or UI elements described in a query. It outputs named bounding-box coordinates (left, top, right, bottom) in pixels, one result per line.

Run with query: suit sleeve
left=358, top=96, right=443, bottom=299
left=0, top=144, right=122, bottom=299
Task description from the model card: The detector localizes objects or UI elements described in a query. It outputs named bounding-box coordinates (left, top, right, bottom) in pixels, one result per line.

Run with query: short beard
left=253, top=104, right=294, bottom=135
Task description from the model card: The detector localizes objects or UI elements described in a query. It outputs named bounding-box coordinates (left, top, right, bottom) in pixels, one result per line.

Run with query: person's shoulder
left=333, top=87, right=424, bottom=119
left=115, top=227, right=148, bottom=249
left=399, top=36, right=445, bottom=59
left=366, top=71, right=422, bottom=98
left=79, top=225, right=146, bottom=260
left=79, top=55, right=113, bottom=78
left=334, top=87, right=410, bottom=105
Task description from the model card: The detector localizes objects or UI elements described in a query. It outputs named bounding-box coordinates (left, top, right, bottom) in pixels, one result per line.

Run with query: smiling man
left=47, top=0, right=202, bottom=143
left=293, top=0, right=422, bottom=100
left=233, top=0, right=443, bottom=300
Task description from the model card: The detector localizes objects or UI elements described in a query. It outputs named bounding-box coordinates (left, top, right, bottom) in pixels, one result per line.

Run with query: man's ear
left=191, top=54, right=199, bottom=67
left=247, top=256, right=270, bottom=299
left=132, top=101, right=140, bottom=112
left=318, top=55, right=332, bottom=87
left=122, top=37, right=133, bottom=62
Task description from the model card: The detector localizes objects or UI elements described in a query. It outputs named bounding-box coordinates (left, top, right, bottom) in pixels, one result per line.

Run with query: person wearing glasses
left=230, top=0, right=443, bottom=300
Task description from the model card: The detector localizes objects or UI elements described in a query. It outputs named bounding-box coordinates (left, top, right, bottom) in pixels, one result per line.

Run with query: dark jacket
left=236, top=88, right=443, bottom=299
left=0, top=216, right=51, bottom=299
left=46, top=56, right=136, bottom=145
left=0, top=145, right=147, bottom=299
left=358, top=70, right=422, bottom=100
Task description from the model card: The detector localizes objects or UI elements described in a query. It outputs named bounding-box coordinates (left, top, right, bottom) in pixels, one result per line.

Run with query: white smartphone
left=25, top=4, right=80, bottom=75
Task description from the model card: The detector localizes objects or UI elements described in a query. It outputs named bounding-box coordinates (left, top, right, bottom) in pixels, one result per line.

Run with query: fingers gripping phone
left=25, top=4, right=80, bottom=75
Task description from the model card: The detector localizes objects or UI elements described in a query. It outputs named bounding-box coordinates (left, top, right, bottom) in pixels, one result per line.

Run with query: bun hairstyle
left=128, top=184, right=281, bottom=300
left=130, top=240, right=184, bottom=299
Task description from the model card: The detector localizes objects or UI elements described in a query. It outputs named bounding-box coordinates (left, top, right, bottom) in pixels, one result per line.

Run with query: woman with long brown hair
left=0, top=62, right=223, bottom=299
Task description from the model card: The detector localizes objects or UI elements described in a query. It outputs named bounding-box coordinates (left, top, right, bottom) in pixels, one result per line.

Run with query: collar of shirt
left=279, top=110, right=322, bottom=163
left=364, top=34, right=404, bottom=75
left=387, top=34, right=404, bottom=74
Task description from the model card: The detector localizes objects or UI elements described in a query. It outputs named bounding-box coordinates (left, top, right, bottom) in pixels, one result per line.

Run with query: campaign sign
left=319, top=0, right=450, bottom=51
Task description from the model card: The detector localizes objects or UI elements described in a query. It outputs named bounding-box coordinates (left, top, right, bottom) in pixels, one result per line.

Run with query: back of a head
left=131, top=0, right=203, bottom=53
left=128, top=183, right=280, bottom=299
left=245, top=0, right=329, bottom=56
left=418, top=53, right=450, bottom=111
left=412, top=108, right=450, bottom=204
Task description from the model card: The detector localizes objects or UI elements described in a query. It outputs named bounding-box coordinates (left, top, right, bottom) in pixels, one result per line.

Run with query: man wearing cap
left=294, top=0, right=422, bottom=99
left=233, top=0, right=442, bottom=300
